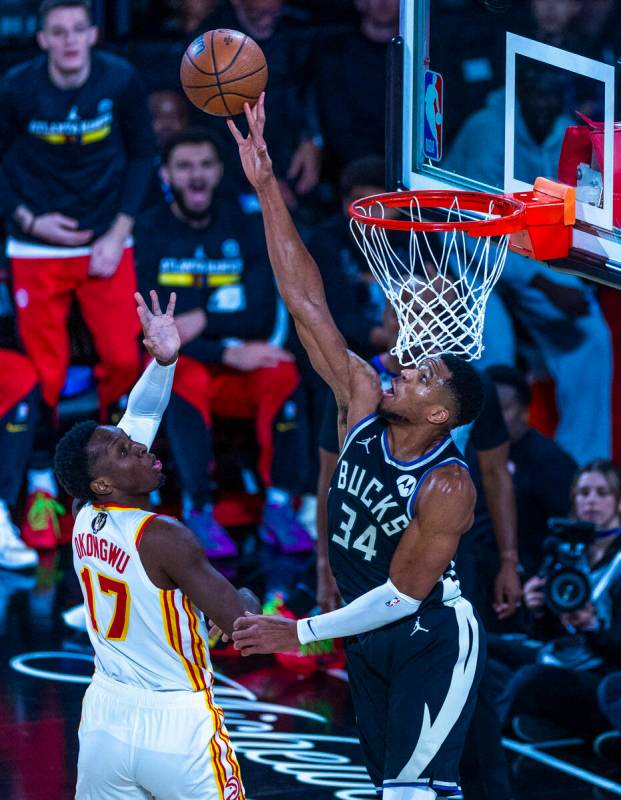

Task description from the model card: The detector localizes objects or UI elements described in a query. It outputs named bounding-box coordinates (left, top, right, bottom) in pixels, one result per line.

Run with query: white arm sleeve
left=297, top=579, right=421, bottom=645
left=117, top=359, right=176, bottom=450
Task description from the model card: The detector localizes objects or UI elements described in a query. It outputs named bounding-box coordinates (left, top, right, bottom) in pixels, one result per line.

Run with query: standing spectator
left=0, top=350, right=39, bottom=568
left=135, top=128, right=312, bottom=558
left=0, top=0, right=156, bottom=541
left=488, top=364, right=577, bottom=578
left=314, top=0, right=399, bottom=180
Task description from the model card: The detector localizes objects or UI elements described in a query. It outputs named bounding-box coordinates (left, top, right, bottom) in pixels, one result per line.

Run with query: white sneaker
left=0, top=506, right=38, bottom=570
left=62, top=603, right=88, bottom=631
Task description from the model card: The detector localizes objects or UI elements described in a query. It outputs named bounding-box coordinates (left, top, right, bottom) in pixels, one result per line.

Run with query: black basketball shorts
left=345, top=595, right=486, bottom=797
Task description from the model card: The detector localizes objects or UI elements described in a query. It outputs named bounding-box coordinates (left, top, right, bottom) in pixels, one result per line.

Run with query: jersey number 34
left=332, top=502, right=378, bottom=562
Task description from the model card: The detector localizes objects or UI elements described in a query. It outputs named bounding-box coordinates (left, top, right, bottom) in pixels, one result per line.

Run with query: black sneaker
left=511, top=715, right=572, bottom=743
left=593, top=731, right=621, bottom=763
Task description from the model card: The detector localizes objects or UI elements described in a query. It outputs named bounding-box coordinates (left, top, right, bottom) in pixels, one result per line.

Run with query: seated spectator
left=445, top=64, right=613, bottom=464
left=135, top=128, right=312, bottom=558
left=488, top=364, right=577, bottom=577
left=0, top=349, right=39, bottom=567
left=0, top=0, right=155, bottom=542
left=496, top=460, right=621, bottom=743
left=314, top=0, right=399, bottom=180
left=307, top=155, right=389, bottom=359
left=512, top=0, right=582, bottom=51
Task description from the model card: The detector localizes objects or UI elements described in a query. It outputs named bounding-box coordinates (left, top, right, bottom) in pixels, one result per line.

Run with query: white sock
left=28, top=468, right=58, bottom=497
left=266, top=487, right=291, bottom=507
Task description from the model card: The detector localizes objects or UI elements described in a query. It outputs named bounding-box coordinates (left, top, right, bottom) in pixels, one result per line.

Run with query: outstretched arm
left=117, top=291, right=181, bottom=449
left=227, top=95, right=378, bottom=414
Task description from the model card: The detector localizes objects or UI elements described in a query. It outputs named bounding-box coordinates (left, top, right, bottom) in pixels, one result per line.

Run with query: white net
left=349, top=194, right=511, bottom=364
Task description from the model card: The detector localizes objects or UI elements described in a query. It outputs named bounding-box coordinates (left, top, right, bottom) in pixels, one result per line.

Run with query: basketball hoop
left=349, top=179, right=575, bottom=364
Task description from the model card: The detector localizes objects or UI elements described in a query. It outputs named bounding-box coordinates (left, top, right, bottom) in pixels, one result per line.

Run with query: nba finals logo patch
left=92, top=513, right=107, bottom=534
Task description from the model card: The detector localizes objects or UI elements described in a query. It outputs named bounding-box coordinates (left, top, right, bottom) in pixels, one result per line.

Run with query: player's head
left=55, top=421, right=165, bottom=503
left=149, top=90, right=190, bottom=148
left=161, top=127, right=225, bottom=220
left=379, top=353, right=484, bottom=431
left=487, top=364, right=531, bottom=444
left=340, top=155, right=385, bottom=216
left=37, top=0, right=96, bottom=75
left=230, top=0, right=283, bottom=41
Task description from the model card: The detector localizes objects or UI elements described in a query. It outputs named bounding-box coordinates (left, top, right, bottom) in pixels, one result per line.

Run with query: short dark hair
left=39, top=0, right=92, bottom=27
left=441, top=354, right=485, bottom=427
left=54, top=420, right=99, bottom=501
left=487, top=364, right=532, bottom=407
left=340, top=155, right=385, bottom=199
left=161, top=127, right=225, bottom=164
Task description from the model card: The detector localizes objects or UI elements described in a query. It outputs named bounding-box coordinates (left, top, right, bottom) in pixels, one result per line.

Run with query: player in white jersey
left=55, top=291, right=259, bottom=800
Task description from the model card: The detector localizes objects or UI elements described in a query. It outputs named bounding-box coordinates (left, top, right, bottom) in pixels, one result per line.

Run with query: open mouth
left=151, top=455, right=163, bottom=472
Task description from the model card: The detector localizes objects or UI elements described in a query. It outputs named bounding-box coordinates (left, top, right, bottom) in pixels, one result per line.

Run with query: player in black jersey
left=229, top=97, right=486, bottom=800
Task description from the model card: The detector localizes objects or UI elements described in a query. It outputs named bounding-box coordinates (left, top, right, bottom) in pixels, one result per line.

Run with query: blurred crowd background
left=0, top=1, right=620, bottom=796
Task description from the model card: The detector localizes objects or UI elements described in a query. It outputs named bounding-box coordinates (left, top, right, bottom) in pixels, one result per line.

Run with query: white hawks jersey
left=73, top=502, right=214, bottom=695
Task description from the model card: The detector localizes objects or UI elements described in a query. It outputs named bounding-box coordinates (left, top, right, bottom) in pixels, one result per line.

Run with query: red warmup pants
left=11, top=248, right=140, bottom=415
left=172, top=355, right=300, bottom=487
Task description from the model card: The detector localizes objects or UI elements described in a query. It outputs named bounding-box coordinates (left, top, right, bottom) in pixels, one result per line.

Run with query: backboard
left=390, top=0, right=621, bottom=288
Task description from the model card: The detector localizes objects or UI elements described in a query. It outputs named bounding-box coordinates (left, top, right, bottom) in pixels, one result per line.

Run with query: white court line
left=502, top=738, right=621, bottom=796
left=327, top=667, right=621, bottom=796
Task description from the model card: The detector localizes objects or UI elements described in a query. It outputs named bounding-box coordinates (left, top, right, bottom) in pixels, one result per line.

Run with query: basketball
left=180, top=29, right=268, bottom=117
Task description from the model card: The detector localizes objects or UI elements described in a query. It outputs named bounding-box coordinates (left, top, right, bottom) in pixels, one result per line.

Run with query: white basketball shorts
left=77, top=671, right=245, bottom=800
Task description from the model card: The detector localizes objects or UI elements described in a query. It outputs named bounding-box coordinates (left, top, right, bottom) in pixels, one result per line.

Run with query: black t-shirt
left=509, top=429, right=576, bottom=577
left=0, top=51, right=156, bottom=239
left=134, top=201, right=281, bottom=364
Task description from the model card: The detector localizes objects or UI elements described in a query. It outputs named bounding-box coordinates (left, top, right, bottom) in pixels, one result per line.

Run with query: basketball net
left=349, top=195, right=511, bottom=364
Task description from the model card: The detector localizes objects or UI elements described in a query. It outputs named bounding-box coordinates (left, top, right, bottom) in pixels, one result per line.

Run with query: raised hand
left=226, top=93, right=274, bottom=191
left=134, top=290, right=180, bottom=366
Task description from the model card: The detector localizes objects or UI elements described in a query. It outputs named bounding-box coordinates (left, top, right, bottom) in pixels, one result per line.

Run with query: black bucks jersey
left=327, top=413, right=469, bottom=605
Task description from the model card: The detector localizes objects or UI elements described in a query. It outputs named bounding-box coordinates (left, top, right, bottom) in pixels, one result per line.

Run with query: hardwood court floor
left=1, top=545, right=620, bottom=800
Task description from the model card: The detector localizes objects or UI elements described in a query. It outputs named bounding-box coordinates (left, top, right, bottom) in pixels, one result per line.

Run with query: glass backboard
left=391, top=0, right=621, bottom=287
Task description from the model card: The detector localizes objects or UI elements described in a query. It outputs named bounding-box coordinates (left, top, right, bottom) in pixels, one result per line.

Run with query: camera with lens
left=540, top=519, right=595, bottom=614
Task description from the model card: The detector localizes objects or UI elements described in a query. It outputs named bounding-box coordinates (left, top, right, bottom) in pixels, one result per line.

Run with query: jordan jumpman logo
left=357, top=435, right=377, bottom=454
left=410, top=616, right=430, bottom=636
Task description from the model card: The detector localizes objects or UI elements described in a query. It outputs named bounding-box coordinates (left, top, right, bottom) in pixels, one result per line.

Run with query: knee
left=598, top=673, right=621, bottom=709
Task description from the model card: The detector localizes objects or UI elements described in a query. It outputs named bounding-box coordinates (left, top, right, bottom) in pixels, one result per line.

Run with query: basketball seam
left=216, top=34, right=251, bottom=77
left=210, top=29, right=232, bottom=116
left=180, top=63, right=267, bottom=91
left=184, top=51, right=217, bottom=77
left=202, top=91, right=262, bottom=111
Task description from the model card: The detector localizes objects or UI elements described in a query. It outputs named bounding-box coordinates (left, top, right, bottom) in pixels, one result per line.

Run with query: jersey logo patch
left=385, top=597, right=400, bottom=607
left=224, top=775, right=242, bottom=800
left=92, top=512, right=107, bottom=534
left=356, top=435, right=377, bottom=454
left=410, top=616, right=430, bottom=635
left=397, top=475, right=418, bottom=497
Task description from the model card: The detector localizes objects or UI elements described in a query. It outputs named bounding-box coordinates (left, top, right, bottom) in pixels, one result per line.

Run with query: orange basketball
left=180, top=29, right=268, bottom=117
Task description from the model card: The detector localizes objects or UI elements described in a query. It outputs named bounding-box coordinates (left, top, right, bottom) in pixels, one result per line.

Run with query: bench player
left=55, top=291, right=258, bottom=800
left=228, top=96, right=486, bottom=800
